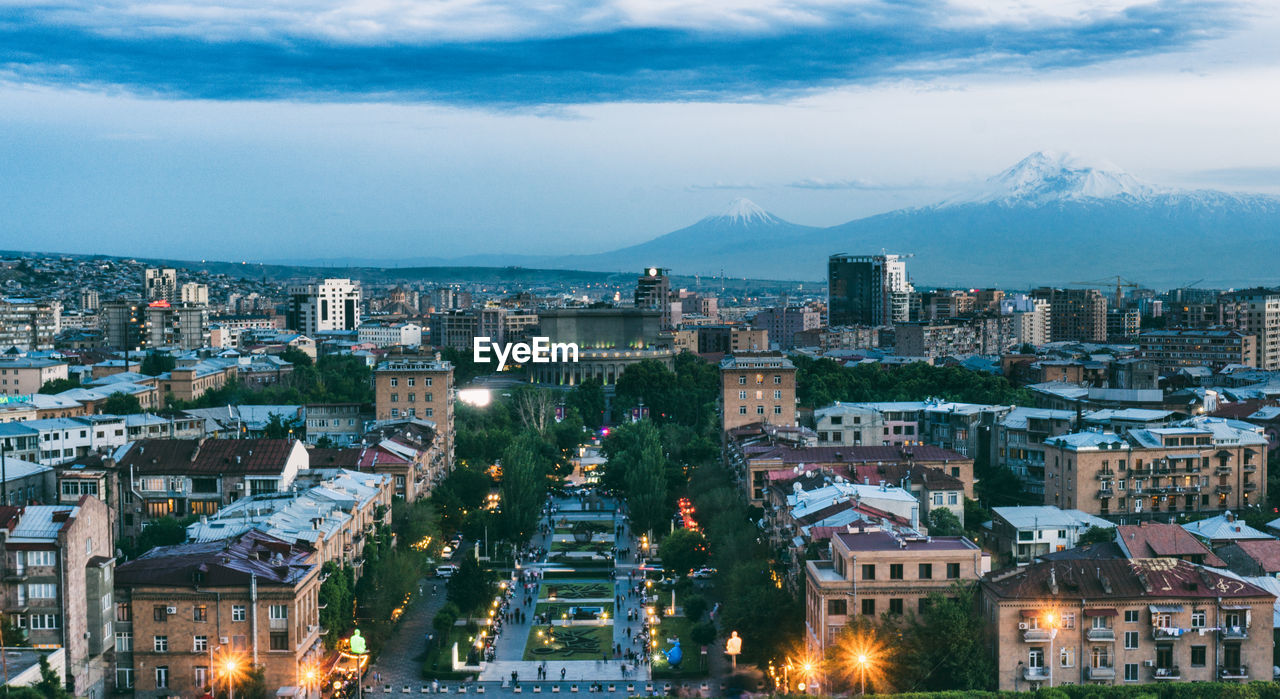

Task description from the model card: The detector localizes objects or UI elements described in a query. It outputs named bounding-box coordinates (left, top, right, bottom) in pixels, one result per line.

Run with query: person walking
left=560, top=667, right=567, bottom=681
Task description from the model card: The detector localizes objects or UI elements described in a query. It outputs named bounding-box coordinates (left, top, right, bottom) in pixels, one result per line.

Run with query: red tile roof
left=1116, top=522, right=1226, bottom=567
left=983, top=558, right=1272, bottom=601
left=116, top=530, right=315, bottom=587
left=118, top=438, right=300, bottom=475
left=1224, top=539, right=1280, bottom=574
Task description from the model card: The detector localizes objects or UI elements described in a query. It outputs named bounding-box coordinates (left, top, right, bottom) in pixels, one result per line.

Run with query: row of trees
left=793, top=355, right=1034, bottom=409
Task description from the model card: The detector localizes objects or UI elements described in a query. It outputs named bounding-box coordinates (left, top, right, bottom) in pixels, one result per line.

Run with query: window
left=1123, top=631, right=1138, bottom=649
left=391, top=408, right=399, bottom=417
left=194, top=667, right=209, bottom=689
left=1191, top=610, right=1205, bottom=628
left=26, top=583, right=56, bottom=598
left=774, top=406, right=782, bottom=415
left=889, top=564, right=903, bottom=580
left=861, top=564, right=875, bottom=580
left=425, top=377, right=433, bottom=386
left=28, top=614, right=59, bottom=629
left=232, top=605, right=246, bottom=622
left=115, top=631, right=132, bottom=652
left=948, top=493, right=958, bottom=506
left=738, top=406, right=747, bottom=415
left=25, top=551, right=54, bottom=567
left=1059, top=647, right=1074, bottom=668
left=918, top=598, right=930, bottom=614
left=116, top=667, right=134, bottom=689
left=1061, top=613, right=1076, bottom=630
left=888, top=598, right=904, bottom=615
left=193, top=635, right=208, bottom=652
left=946, top=563, right=960, bottom=579
left=738, top=376, right=746, bottom=385
left=918, top=563, right=933, bottom=579
left=1028, top=648, right=1043, bottom=668
left=408, top=392, right=416, bottom=402
left=827, top=599, right=847, bottom=615
left=270, top=632, right=289, bottom=650
left=155, top=666, right=169, bottom=689
left=773, top=375, right=782, bottom=384
left=390, top=393, right=399, bottom=402
left=756, top=405, right=764, bottom=415
left=773, top=390, right=782, bottom=400
left=116, top=602, right=131, bottom=622
left=1124, top=609, right=1139, bottom=623
left=739, top=390, right=747, bottom=400
left=1123, top=663, right=1138, bottom=681
left=1190, top=645, right=1206, bottom=667
left=194, top=605, right=208, bottom=622
left=407, top=377, right=415, bottom=387
left=861, top=598, right=875, bottom=616
left=270, top=604, right=288, bottom=622
left=153, top=635, right=169, bottom=652
left=389, top=377, right=398, bottom=387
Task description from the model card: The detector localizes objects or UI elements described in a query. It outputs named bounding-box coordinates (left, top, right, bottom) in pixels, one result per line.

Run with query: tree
left=926, top=508, right=964, bottom=536
left=33, top=656, right=71, bottom=699
left=624, top=422, right=669, bottom=537
left=568, top=378, right=606, bottom=430
left=683, top=595, right=708, bottom=622
left=718, top=559, right=802, bottom=665
left=280, top=346, right=314, bottom=367
left=140, top=352, right=176, bottom=376
left=895, top=584, right=994, bottom=692
left=0, top=612, right=28, bottom=646
left=262, top=412, right=294, bottom=439
left=446, top=553, right=495, bottom=614
left=660, top=528, right=710, bottom=576
left=318, top=561, right=355, bottom=647
left=101, top=391, right=144, bottom=415
left=512, top=387, right=558, bottom=436
left=39, top=375, right=80, bottom=394
left=499, top=432, right=547, bottom=543
left=128, top=515, right=194, bottom=558
left=1077, top=525, right=1117, bottom=547
left=690, top=621, right=717, bottom=648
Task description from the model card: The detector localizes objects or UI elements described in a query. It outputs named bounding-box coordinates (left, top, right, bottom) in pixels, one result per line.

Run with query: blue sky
left=1, top=0, right=1278, bottom=261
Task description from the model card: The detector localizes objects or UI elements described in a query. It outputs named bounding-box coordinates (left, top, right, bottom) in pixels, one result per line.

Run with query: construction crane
left=1069, top=275, right=1141, bottom=308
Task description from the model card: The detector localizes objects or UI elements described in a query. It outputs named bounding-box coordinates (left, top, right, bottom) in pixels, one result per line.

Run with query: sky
left=1, top=0, right=1279, bottom=262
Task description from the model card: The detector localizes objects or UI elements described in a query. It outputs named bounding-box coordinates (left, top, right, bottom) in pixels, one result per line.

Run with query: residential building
left=1138, top=329, right=1258, bottom=372
left=752, top=307, right=821, bottom=350
left=635, top=267, right=673, bottom=329
left=0, top=297, right=61, bottom=351
left=989, top=506, right=1114, bottom=565
left=828, top=254, right=914, bottom=326
left=719, top=352, right=797, bottom=433
left=113, top=530, right=323, bottom=698
left=1107, top=309, right=1141, bottom=342
left=143, top=302, right=211, bottom=351
left=1030, top=288, right=1108, bottom=343
left=24, top=416, right=128, bottom=466
left=992, top=408, right=1079, bottom=498
left=734, top=442, right=973, bottom=504
left=0, top=422, right=41, bottom=462
left=1115, top=521, right=1225, bottom=567
left=143, top=268, right=177, bottom=303
left=373, top=356, right=453, bottom=463
left=358, top=321, right=423, bottom=348
left=813, top=403, right=885, bottom=447
left=179, top=282, right=208, bottom=305
left=100, top=301, right=146, bottom=352
left=1181, top=511, right=1273, bottom=548
left=792, top=326, right=881, bottom=352
left=806, top=526, right=989, bottom=652
left=0, top=455, right=54, bottom=506
left=285, top=278, right=362, bottom=335
left=0, top=356, right=68, bottom=396
left=895, top=321, right=981, bottom=358
left=1042, top=417, right=1270, bottom=521
left=304, top=403, right=370, bottom=446
left=694, top=326, right=769, bottom=354
left=80, top=289, right=100, bottom=312
left=0, top=497, right=115, bottom=698
left=1216, top=539, right=1280, bottom=578
left=1221, top=288, right=1280, bottom=370
left=980, top=558, right=1274, bottom=690
left=309, top=418, right=446, bottom=500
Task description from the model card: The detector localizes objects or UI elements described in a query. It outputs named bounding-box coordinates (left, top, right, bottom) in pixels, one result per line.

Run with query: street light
left=856, top=653, right=869, bottom=696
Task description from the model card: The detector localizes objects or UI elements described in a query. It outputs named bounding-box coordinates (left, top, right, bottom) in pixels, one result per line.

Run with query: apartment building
left=828, top=254, right=914, bottom=326
left=751, top=307, right=821, bottom=350
left=694, top=326, right=769, bottom=354
left=980, top=558, right=1274, bottom=690
left=143, top=268, right=177, bottom=303
left=143, top=302, right=211, bottom=351
left=813, top=403, right=885, bottom=446
left=792, top=326, right=881, bottom=352
left=285, top=278, right=362, bottom=335
left=1137, top=329, right=1257, bottom=371
left=304, top=402, right=370, bottom=446
left=1042, top=417, right=1270, bottom=522
left=0, top=297, right=61, bottom=351
left=736, top=442, right=973, bottom=504
left=719, top=352, right=797, bottom=433
left=988, top=506, right=1114, bottom=565
left=373, top=356, right=454, bottom=465
left=0, top=356, right=68, bottom=396
left=1030, top=288, right=1108, bottom=343
left=805, top=526, right=990, bottom=652
left=0, top=497, right=115, bottom=698
left=1222, top=288, right=1280, bottom=370
left=991, top=407, right=1079, bottom=499
left=113, top=530, right=323, bottom=697
left=357, top=321, right=423, bottom=348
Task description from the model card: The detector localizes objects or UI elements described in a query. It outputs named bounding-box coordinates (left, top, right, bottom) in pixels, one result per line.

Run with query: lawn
left=522, top=624, right=615, bottom=661
left=551, top=539, right=611, bottom=553
left=649, top=616, right=708, bottom=679
left=421, top=625, right=479, bottom=680
left=539, top=579, right=613, bottom=600
left=535, top=601, right=616, bottom=619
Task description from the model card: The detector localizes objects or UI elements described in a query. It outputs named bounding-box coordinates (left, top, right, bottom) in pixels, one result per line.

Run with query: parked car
left=691, top=568, right=718, bottom=579
left=435, top=565, right=459, bottom=578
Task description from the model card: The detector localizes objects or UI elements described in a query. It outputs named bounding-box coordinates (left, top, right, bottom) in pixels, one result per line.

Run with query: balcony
left=1022, top=627, right=1053, bottom=642
left=1023, top=666, right=1050, bottom=682
left=1096, top=488, right=1114, bottom=499
left=1220, top=625, right=1248, bottom=640
left=1095, top=471, right=1117, bottom=480
left=2, top=568, right=28, bottom=582
left=1220, top=665, right=1249, bottom=680
left=1086, top=627, right=1115, bottom=642
left=269, top=617, right=288, bottom=631
left=1152, top=666, right=1181, bottom=681
left=1152, top=627, right=1184, bottom=640
left=1086, top=665, right=1116, bottom=680
left=1243, top=482, right=1258, bottom=492
left=1215, top=466, right=1233, bottom=476
left=1216, top=484, right=1233, bottom=495
left=1243, top=463, right=1257, bottom=473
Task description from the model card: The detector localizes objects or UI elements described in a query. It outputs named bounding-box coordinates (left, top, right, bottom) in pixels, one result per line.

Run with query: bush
left=683, top=594, right=708, bottom=622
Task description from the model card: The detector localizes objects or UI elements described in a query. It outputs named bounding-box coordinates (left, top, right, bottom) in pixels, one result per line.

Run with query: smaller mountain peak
left=712, top=198, right=778, bottom=225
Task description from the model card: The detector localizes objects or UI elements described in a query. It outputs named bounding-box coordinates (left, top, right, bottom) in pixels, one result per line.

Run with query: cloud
left=0, top=0, right=1240, bottom=106
left=787, top=177, right=887, bottom=190
left=1182, top=166, right=1280, bottom=187
left=687, top=181, right=764, bottom=191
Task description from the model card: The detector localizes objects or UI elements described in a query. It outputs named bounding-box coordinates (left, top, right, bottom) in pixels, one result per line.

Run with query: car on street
left=691, top=567, right=717, bottom=579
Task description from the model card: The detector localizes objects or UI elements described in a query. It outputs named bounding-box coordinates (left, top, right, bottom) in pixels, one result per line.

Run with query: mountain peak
left=944, top=150, right=1158, bottom=207
left=708, top=198, right=779, bottom=225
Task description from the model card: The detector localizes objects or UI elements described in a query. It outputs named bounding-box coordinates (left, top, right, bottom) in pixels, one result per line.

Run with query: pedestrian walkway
left=365, top=577, right=450, bottom=689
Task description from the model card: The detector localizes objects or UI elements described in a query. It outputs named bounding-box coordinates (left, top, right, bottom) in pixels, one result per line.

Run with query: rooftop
left=115, top=529, right=315, bottom=587
left=983, top=557, right=1273, bottom=601
left=992, top=506, right=1113, bottom=531
left=834, top=529, right=978, bottom=553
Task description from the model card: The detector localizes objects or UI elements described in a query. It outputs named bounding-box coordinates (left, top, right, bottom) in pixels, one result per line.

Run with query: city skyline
left=2, top=0, right=1280, bottom=263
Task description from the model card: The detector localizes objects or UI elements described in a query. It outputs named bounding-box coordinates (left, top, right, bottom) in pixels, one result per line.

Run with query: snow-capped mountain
left=709, top=198, right=781, bottom=225
left=942, top=151, right=1159, bottom=206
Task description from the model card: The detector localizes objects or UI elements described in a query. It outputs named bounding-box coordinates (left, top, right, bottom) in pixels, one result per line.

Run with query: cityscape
left=2, top=1, right=1280, bottom=698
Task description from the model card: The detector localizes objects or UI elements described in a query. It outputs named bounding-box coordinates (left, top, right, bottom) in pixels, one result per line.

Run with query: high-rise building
left=1003, top=296, right=1051, bottom=347
left=285, top=278, right=362, bottom=335
left=751, top=306, right=821, bottom=350
left=827, top=254, right=913, bottom=326
left=1222, top=288, right=1280, bottom=370
left=0, top=297, right=60, bottom=351
left=1030, top=287, right=1108, bottom=342
left=100, top=300, right=146, bottom=351
left=79, top=288, right=100, bottom=311
left=1106, top=308, right=1141, bottom=342
left=635, top=267, right=673, bottom=329
left=143, top=268, right=177, bottom=303
left=143, top=302, right=211, bottom=350
left=178, top=282, right=208, bottom=305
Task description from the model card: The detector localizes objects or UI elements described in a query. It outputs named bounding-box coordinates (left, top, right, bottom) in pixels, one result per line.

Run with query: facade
left=1107, top=309, right=1141, bottom=342
left=1009, top=298, right=1052, bottom=347
left=992, top=407, right=1079, bottom=499
left=828, top=254, right=913, bottom=327
left=0, top=297, right=61, bottom=351
left=143, top=302, right=211, bottom=351
left=143, top=268, right=177, bottom=303
left=358, top=321, right=423, bottom=348
left=735, top=442, right=973, bottom=504
left=1222, top=288, right=1280, bottom=370
left=0, top=455, right=54, bottom=506
left=1137, top=328, right=1257, bottom=371
left=1031, top=288, right=1108, bottom=343
left=531, top=308, right=674, bottom=386
left=285, top=278, right=362, bottom=335
left=792, top=325, right=881, bottom=352
left=304, top=403, right=370, bottom=445
left=989, top=506, right=1114, bottom=565
left=1042, top=417, right=1270, bottom=522
left=113, top=530, right=323, bottom=698
left=813, top=403, right=885, bottom=446
left=635, top=267, right=673, bottom=329
left=100, top=301, right=146, bottom=351
left=805, top=527, right=989, bottom=652
left=179, top=283, right=209, bottom=305
left=0, top=356, right=68, bottom=396
left=981, top=558, right=1274, bottom=690
left=751, top=307, right=821, bottom=350
left=0, top=497, right=115, bottom=698
left=695, top=326, right=769, bottom=354
left=373, top=356, right=454, bottom=465
left=719, top=352, right=797, bottom=433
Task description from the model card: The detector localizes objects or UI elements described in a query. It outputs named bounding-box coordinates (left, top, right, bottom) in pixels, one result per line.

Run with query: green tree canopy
left=568, top=378, right=606, bottom=430
left=38, top=376, right=80, bottom=394
left=499, top=431, right=549, bottom=543
left=101, top=391, right=144, bottom=415
left=1077, top=525, right=1117, bottom=547
left=446, top=553, right=496, bottom=614
left=894, top=584, right=995, bottom=692
left=140, top=352, right=176, bottom=376
left=926, top=508, right=964, bottom=537
left=660, top=528, right=710, bottom=576
left=621, top=421, right=669, bottom=536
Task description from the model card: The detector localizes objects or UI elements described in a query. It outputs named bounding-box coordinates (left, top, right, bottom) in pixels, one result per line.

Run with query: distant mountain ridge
left=282, top=152, right=1280, bottom=287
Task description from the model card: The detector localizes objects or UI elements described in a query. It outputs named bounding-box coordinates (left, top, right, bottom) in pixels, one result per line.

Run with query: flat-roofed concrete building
left=805, top=526, right=989, bottom=652
left=1137, top=328, right=1257, bottom=371
left=0, top=356, right=67, bottom=396
left=720, top=352, right=797, bottom=433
